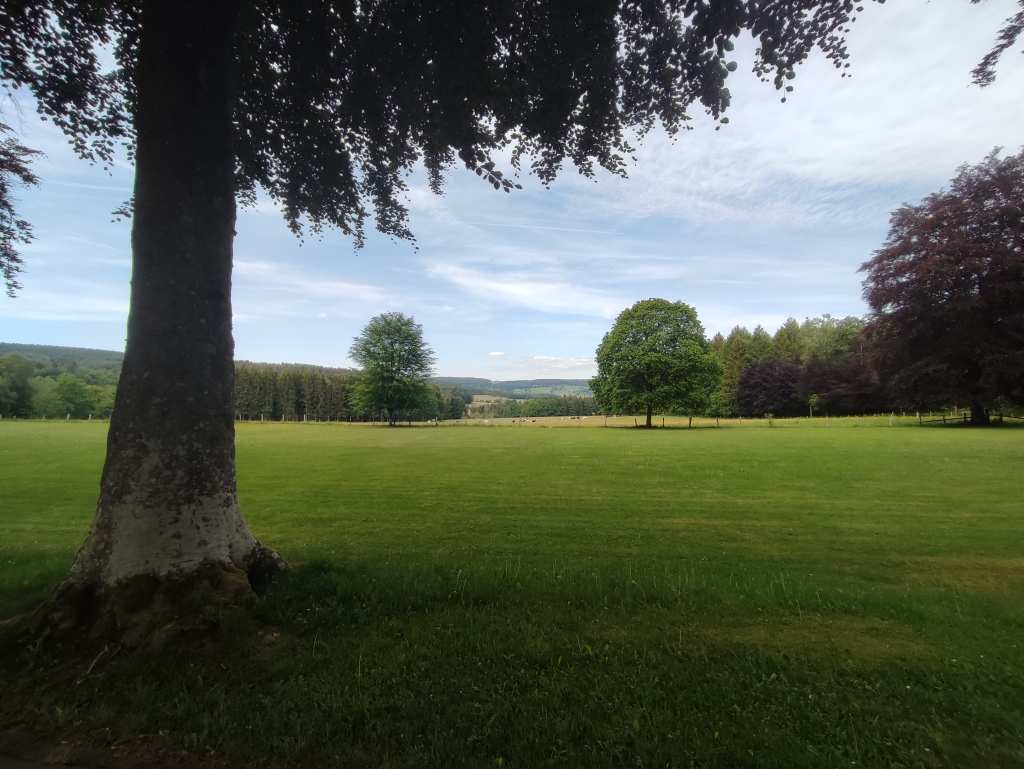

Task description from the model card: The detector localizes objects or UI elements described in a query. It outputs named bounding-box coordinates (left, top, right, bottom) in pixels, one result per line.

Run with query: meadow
left=1, top=418, right=1023, bottom=768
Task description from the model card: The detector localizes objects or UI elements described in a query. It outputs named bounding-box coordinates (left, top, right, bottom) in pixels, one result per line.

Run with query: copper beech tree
left=862, top=149, right=1024, bottom=423
left=2, top=0, right=876, bottom=641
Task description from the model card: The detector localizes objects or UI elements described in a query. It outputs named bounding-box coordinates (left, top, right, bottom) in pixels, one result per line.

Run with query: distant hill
left=0, top=343, right=124, bottom=370
left=431, top=376, right=592, bottom=398
left=0, top=345, right=590, bottom=394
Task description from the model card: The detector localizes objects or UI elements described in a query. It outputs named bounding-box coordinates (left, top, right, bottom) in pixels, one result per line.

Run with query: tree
left=1, top=0, right=872, bottom=638
left=861, top=149, right=1024, bottom=423
left=350, top=313, right=435, bottom=426
left=798, top=314, right=864, bottom=363
left=591, top=299, right=721, bottom=427
left=799, top=351, right=883, bottom=416
left=714, top=326, right=753, bottom=416
left=55, top=372, right=96, bottom=418
left=0, top=354, right=35, bottom=417
left=736, top=358, right=801, bottom=417
left=748, top=325, right=776, bottom=362
left=772, top=318, right=802, bottom=361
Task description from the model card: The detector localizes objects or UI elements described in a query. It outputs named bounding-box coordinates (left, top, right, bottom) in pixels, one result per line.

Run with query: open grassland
left=2, top=420, right=1023, bottom=768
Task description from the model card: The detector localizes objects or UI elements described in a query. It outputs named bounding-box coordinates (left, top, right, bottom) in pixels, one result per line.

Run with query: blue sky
left=2, top=0, right=1023, bottom=379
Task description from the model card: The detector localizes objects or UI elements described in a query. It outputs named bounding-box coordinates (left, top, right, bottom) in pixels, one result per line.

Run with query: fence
left=916, top=411, right=1023, bottom=425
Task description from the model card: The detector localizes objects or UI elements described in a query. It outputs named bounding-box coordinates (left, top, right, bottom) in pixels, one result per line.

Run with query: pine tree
left=748, top=325, right=776, bottom=362
left=714, top=326, right=753, bottom=416
left=773, top=318, right=803, bottom=361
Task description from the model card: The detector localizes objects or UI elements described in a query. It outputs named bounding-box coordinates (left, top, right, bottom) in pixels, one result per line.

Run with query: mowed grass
left=2, top=419, right=1023, bottom=768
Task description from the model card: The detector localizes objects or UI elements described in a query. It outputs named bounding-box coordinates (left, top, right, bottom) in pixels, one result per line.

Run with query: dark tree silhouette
left=971, top=0, right=1024, bottom=87
left=736, top=358, right=801, bottom=417
left=799, top=352, right=883, bottom=416
left=2, top=0, right=877, bottom=638
left=861, top=149, right=1024, bottom=423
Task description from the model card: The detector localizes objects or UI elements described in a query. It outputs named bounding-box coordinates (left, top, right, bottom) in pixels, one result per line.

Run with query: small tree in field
left=591, top=299, right=721, bottom=427
left=861, top=149, right=1024, bottom=423
left=350, top=313, right=435, bottom=426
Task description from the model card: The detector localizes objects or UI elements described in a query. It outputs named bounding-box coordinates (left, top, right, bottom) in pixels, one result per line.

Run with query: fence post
left=889, top=412, right=893, bottom=426
left=942, top=415, right=946, bottom=425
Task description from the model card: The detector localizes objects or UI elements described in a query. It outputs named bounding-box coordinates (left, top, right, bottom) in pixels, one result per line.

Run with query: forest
left=0, top=352, right=118, bottom=419
left=713, top=314, right=875, bottom=418
left=233, top=362, right=471, bottom=423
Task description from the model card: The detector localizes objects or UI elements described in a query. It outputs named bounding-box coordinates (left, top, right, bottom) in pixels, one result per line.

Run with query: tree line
left=469, top=395, right=599, bottom=419
left=234, top=361, right=469, bottom=423
left=0, top=353, right=117, bottom=419
left=592, top=149, right=1024, bottom=424
left=712, top=314, right=874, bottom=418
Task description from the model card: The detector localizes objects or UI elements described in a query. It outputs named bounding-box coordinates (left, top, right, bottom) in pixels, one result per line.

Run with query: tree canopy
left=861, top=148, right=1024, bottom=423
left=591, top=299, right=721, bottom=426
left=3, top=0, right=871, bottom=250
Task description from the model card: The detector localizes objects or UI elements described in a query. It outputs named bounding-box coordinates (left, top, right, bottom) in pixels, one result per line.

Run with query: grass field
left=1, top=419, right=1023, bottom=768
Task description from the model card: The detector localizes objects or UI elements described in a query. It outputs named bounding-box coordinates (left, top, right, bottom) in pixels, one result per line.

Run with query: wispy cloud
left=234, top=259, right=382, bottom=300
left=426, top=262, right=625, bottom=318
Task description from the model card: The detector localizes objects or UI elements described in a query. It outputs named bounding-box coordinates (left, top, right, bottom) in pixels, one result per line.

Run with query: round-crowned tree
left=591, top=299, right=721, bottom=427
left=861, top=148, right=1024, bottom=423
left=349, top=313, right=436, bottom=426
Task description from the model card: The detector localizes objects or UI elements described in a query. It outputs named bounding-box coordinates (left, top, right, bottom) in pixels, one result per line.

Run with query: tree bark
left=970, top=401, right=990, bottom=425
left=65, top=0, right=279, bottom=601
left=645, top=405, right=653, bottom=428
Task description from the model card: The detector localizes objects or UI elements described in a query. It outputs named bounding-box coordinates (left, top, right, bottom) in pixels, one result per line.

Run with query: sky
left=2, top=0, right=1023, bottom=379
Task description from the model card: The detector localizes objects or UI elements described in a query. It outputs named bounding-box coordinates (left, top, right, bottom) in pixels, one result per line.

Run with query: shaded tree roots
left=1, top=545, right=287, bottom=651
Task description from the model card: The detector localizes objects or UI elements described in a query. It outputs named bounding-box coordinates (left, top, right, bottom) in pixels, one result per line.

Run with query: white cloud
left=426, top=262, right=625, bottom=318
left=489, top=351, right=504, bottom=356
left=233, top=259, right=381, bottom=300
left=318, top=313, right=328, bottom=318
left=561, top=0, right=1024, bottom=228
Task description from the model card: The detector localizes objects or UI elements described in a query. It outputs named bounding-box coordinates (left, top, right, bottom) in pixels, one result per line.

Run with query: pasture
left=1, top=419, right=1023, bottom=768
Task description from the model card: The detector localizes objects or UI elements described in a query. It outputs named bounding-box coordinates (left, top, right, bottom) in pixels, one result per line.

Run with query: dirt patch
left=906, top=555, right=1024, bottom=594
left=700, top=614, right=930, bottom=661
left=0, top=728, right=226, bottom=769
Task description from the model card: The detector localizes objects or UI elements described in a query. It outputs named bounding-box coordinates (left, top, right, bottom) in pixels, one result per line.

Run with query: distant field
left=2, top=420, right=1023, bottom=767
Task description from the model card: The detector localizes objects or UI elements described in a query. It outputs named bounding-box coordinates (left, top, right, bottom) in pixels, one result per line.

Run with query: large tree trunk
left=34, top=0, right=280, bottom=645
left=645, top=405, right=653, bottom=428
left=970, top=400, right=990, bottom=425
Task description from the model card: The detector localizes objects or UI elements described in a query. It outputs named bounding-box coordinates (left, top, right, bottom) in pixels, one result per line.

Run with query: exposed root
left=2, top=549, right=289, bottom=651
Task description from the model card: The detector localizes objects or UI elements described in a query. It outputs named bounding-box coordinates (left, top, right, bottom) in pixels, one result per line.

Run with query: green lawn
left=2, top=419, right=1023, bottom=768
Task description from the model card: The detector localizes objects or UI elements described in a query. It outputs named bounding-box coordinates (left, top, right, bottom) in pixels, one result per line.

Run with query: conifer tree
left=772, top=318, right=803, bottom=361
left=748, top=325, right=776, bottom=362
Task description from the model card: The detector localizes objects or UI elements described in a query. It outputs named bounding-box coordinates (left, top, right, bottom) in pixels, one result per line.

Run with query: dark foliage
left=799, top=352, right=884, bottom=416
left=971, top=0, right=1024, bottom=87
left=861, top=148, right=1024, bottom=417
left=3, top=0, right=869, bottom=246
left=736, top=357, right=801, bottom=416
left=0, top=124, right=40, bottom=296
